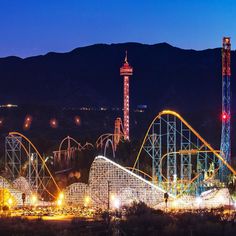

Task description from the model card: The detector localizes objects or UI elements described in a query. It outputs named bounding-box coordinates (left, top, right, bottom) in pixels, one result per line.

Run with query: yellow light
left=56, top=192, right=64, bottom=207
left=57, top=199, right=62, bottom=207
left=84, top=196, right=90, bottom=206
left=59, top=192, right=64, bottom=200
left=30, top=194, right=38, bottom=206
left=172, top=200, right=178, bottom=208
left=8, top=198, right=13, bottom=205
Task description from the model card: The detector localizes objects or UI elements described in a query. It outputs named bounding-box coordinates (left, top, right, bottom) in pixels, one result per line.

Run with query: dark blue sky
left=0, top=0, right=235, bottom=57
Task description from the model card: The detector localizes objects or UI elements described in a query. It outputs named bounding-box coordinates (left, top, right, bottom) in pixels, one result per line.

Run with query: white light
left=217, top=195, right=224, bottom=203
left=111, top=195, right=121, bottom=209
left=196, top=197, right=202, bottom=205
left=234, top=201, right=236, bottom=208
left=114, top=198, right=120, bottom=209
left=173, top=174, right=177, bottom=182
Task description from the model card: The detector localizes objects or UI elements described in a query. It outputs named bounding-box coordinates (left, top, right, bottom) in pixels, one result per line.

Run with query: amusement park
left=0, top=37, right=236, bottom=217
left=1, top=1, right=236, bottom=235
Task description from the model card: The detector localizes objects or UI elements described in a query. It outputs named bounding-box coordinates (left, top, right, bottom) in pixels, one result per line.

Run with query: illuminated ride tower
left=220, top=37, right=231, bottom=182
left=120, top=51, right=133, bottom=140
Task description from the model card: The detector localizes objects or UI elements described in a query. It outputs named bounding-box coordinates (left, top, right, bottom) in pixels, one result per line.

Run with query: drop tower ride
left=220, top=37, right=231, bottom=181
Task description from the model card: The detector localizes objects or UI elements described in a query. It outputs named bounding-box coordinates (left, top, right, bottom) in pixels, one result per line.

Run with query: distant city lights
left=0, top=104, right=18, bottom=108
left=63, top=106, right=146, bottom=112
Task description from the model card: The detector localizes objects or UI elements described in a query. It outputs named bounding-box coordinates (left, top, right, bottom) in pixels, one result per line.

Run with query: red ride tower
left=120, top=51, right=133, bottom=140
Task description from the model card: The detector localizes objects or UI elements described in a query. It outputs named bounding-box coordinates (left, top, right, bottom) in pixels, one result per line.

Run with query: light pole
left=107, top=181, right=111, bottom=230
left=107, top=180, right=110, bottom=211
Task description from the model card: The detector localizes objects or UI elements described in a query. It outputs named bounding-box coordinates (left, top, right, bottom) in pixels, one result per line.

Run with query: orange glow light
left=50, top=118, right=58, bottom=128
left=23, top=115, right=32, bottom=130
left=23, top=122, right=30, bottom=130
left=25, top=115, right=32, bottom=122
left=74, top=116, right=81, bottom=126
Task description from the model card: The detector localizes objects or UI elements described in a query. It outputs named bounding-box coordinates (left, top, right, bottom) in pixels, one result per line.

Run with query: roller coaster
left=3, top=110, right=236, bottom=203
left=132, top=110, right=236, bottom=197
left=53, top=136, right=94, bottom=171
left=5, top=132, right=60, bottom=199
left=96, top=117, right=124, bottom=157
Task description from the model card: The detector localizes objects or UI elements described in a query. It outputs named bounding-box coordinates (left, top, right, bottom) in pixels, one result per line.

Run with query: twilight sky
left=0, top=0, right=235, bottom=58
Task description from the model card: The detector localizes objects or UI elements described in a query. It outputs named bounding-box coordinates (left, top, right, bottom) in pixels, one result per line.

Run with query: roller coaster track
left=125, top=167, right=153, bottom=181
left=11, top=136, right=56, bottom=198
left=9, top=132, right=61, bottom=198
left=159, top=150, right=221, bottom=181
left=133, top=110, right=236, bottom=175
left=58, top=136, right=94, bottom=153
left=54, top=136, right=94, bottom=168
left=132, top=110, right=236, bottom=196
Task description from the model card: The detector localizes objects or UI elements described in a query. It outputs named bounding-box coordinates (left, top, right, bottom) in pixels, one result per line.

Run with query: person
left=164, top=192, right=169, bottom=209
left=22, top=193, right=26, bottom=207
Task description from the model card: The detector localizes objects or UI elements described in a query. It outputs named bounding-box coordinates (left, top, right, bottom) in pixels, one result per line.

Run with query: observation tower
left=220, top=37, right=231, bottom=181
left=120, top=51, right=133, bottom=140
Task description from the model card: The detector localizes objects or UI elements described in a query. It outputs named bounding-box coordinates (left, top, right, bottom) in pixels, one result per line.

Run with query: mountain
left=0, top=42, right=235, bottom=155
left=0, top=42, right=226, bottom=109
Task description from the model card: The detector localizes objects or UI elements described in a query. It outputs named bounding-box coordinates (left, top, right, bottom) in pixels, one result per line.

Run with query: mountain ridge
left=0, top=42, right=234, bottom=117
left=1, top=42, right=236, bottom=154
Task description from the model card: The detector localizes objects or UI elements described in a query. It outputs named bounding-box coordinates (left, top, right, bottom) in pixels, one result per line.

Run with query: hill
left=0, top=42, right=235, bottom=155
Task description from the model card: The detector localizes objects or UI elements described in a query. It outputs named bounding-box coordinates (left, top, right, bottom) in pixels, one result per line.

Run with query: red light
left=222, top=112, right=229, bottom=121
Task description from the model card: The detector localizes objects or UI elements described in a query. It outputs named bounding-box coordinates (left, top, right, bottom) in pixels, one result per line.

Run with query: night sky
left=0, top=0, right=235, bottom=57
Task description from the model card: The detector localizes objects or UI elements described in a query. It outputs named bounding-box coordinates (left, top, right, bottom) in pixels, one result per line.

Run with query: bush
left=124, top=201, right=151, bottom=216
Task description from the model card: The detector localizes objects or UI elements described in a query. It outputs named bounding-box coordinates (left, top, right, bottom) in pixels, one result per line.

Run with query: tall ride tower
left=220, top=37, right=231, bottom=181
left=120, top=51, right=133, bottom=140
